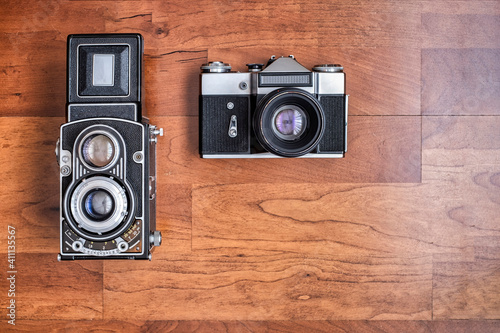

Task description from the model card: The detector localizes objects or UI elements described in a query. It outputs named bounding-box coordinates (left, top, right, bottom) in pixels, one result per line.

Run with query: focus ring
left=254, top=88, right=325, bottom=157
left=69, top=176, right=129, bottom=235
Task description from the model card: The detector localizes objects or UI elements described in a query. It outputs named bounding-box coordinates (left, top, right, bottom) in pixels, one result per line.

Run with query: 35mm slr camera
left=200, top=55, right=348, bottom=158
left=56, top=34, right=162, bottom=260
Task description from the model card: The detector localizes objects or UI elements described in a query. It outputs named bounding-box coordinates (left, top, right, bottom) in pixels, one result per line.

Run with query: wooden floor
left=1, top=0, right=499, bottom=332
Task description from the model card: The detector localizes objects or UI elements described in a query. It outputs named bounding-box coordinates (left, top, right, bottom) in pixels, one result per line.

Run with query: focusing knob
left=313, top=64, right=343, bottom=72
left=246, top=63, right=264, bottom=72
left=201, top=61, right=232, bottom=73
left=150, top=231, right=162, bottom=247
left=150, top=125, right=164, bottom=143
left=55, top=138, right=60, bottom=166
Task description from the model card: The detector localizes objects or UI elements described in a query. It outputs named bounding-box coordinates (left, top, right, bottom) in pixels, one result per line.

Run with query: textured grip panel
left=200, top=96, right=250, bottom=154
left=318, top=95, right=346, bottom=153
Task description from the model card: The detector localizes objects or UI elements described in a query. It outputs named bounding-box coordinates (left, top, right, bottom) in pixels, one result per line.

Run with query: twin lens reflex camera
left=56, top=34, right=162, bottom=260
left=199, top=55, right=348, bottom=158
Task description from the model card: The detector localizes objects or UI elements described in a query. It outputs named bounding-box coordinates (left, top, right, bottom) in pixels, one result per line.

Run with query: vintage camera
left=199, top=55, right=348, bottom=158
left=55, top=34, right=162, bottom=260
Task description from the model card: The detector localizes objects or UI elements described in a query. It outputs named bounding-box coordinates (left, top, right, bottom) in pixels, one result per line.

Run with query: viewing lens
left=83, top=189, right=114, bottom=221
left=273, top=106, right=307, bottom=140
left=82, top=134, right=115, bottom=167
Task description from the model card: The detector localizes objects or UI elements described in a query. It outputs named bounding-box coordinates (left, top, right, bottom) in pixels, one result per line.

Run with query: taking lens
left=68, top=176, right=131, bottom=241
left=82, top=134, right=116, bottom=168
left=83, top=189, right=115, bottom=221
left=272, top=105, right=307, bottom=140
left=254, top=89, right=325, bottom=157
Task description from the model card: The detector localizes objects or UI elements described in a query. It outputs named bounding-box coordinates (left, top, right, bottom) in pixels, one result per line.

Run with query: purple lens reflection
left=275, top=108, right=304, bottom=137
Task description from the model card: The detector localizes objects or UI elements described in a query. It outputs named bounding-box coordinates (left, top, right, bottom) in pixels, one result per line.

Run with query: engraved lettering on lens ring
left=78, top=128, right=121, bottom=171
left=68, top=176, right=134, bottom=241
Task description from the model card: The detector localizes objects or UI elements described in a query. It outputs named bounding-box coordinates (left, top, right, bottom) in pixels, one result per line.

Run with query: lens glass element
left=82, top=134, right=115, bottom=168
left=83, top=189, right=114, bottom=221
left=272, top=105, right=307, bottom=141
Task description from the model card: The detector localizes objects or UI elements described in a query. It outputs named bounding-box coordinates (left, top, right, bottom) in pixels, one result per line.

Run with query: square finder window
left=93, top=54, right=115, bottom=86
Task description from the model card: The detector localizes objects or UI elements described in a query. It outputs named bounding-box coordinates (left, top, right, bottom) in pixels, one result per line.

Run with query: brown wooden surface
left=1, top=0, right=499, bottom=331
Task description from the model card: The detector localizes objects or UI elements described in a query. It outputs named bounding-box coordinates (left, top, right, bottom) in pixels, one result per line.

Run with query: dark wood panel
left=423, top=116, right=500, bottom=150
left=422, top=49, right=500, bottom=116
left=422, top=13, right=500, bottom=48
left=155, top=115, right=421, bottom=184
left=422, top=1, right=500, bottom=15
left=422, top=116, right=500, bottom=319
left=208, top=47, right=421, bottom=116
left=433, top=259, right=500, bottom=320
left=103, top=255, right=431, bottom=320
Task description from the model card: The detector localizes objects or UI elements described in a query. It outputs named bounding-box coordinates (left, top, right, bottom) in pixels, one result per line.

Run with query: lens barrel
left=66, top=176, right=133, bottom=241
left=81, top=134, right=116, bottom=168
left=254, top=88, right=325, bottom=157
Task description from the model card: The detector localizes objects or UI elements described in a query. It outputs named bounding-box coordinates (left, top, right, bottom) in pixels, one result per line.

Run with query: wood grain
left=1, top=0, right=499, bottom=330
left=0, top=32, right=66, bottom=117
left=433, top=258, right=500, bottom=320
left=421, top=0, right=500, bottom=15
left=0, top=117, right=61, bottom=253
left=0, top=34, right=206, bottom=117
left=2, top=320, right=500, bottom=333
left=422, top=116, right=500, bottom=319
left=156, top=184, right=192, bottom=256
left=191, top=183, right=484, bottom=257
left=422, top=13, right=500, bottom=48
left=151, top=0, right=422, bottom=49
left=422, top=49, right=500, bottom=116
left=156, top=115, right=421, bottom=184
left=103, top=255, right=432, bottom=320
left=0, top=254, right=102, bottom=320
left=145, top=50, right=207, bottom=117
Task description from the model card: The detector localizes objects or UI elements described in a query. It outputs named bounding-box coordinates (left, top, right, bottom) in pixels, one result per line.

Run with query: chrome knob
left=149, top=231, right=162, bottom=247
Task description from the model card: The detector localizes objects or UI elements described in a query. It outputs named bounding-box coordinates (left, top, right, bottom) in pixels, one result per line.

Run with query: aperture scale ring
left=65, top=175, right=135, bottom=242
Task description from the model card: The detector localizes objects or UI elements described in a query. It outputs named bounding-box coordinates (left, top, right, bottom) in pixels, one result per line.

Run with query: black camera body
left=56, top=34, right=162, bottom=260
left=200, top=55, right=348, bottom=158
